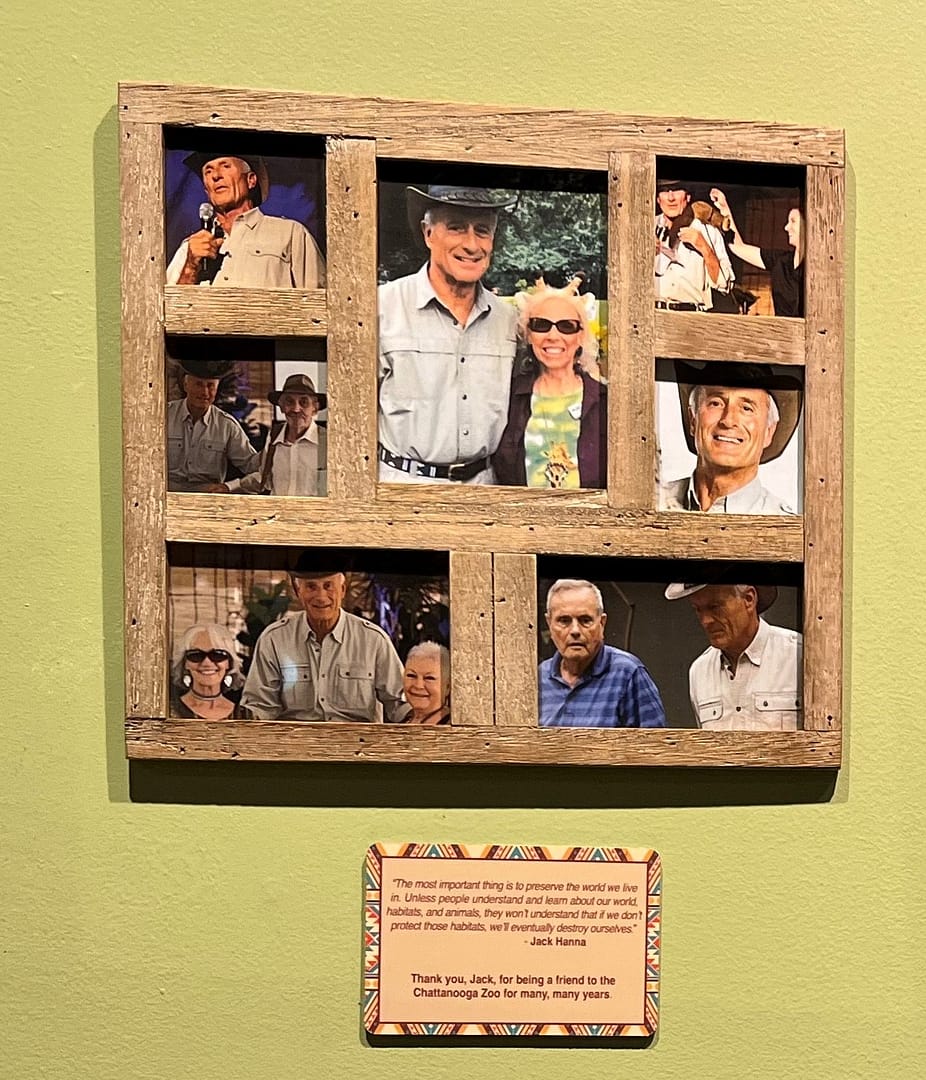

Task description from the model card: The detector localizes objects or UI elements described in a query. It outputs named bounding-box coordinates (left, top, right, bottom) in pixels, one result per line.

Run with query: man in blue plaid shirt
left=539, top=579, right=666, bottom=728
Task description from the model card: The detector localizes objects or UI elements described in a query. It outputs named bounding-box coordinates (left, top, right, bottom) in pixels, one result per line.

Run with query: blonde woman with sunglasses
left=493, top=287, right=607, bottom=489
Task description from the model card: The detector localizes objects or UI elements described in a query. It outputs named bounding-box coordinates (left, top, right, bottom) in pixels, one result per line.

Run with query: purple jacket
left=492, top=368, right=608, bottom=488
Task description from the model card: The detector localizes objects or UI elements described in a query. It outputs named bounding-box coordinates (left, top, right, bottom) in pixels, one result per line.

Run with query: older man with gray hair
left=539, top=578, right=666, bottom=728
left=666, top=581, right=802, bottom=731
left=659, top=361, right=802, bottom=514
left=377, top=184, right=518, bottom=484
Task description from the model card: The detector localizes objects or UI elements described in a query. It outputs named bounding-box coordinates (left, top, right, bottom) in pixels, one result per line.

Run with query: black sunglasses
left=527, top=317, right=582, bottom=335
left=185, top=649, right=232, bottom=664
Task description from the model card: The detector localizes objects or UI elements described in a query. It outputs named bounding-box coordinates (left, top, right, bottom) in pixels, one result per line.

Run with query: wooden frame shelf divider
left=121, top=82, right=844, bottom=768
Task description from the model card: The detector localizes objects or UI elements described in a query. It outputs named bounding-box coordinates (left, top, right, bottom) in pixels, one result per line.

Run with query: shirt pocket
left=330, top=664, right=376, bottom=720
left=378, top=334, right=456, bottom=408
left=279, top=663, right=315, bottom=714
left=753, top=692, right=802, bottom=731
left=696, top=699, right=724, bottom=729
left=244, top=235, right=289, bottom=265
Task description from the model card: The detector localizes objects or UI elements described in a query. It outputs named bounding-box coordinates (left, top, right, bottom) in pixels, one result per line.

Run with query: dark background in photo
left=538, top=556, right=803, bottom=728
left=164, top=128, right=326, bottom=267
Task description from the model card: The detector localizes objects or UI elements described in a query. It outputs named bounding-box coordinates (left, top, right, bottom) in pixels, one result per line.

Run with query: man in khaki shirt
left=666, top=582, right=803, bottom=731
left=241, top=551, right=409, bottom=722
left=166, top=152, right=326, bottom=288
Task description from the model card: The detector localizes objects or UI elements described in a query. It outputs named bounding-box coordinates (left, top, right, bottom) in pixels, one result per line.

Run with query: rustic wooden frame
left=121, top=82, right=844, bottom=768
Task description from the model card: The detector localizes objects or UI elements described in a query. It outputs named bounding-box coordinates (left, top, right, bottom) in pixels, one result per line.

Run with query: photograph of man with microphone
left=165, top=140, right=326, bottom=288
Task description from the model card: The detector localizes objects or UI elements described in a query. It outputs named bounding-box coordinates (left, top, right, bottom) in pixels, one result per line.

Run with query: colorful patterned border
left=363, top=842, right=660, bottom=1037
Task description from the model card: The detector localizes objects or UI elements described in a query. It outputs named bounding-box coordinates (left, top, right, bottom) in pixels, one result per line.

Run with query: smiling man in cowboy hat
left=665, top=581, right=802, bottom=731
left=654, top=179, right=734, bottom=311
left=377, top=184, right=518, bottom=484
left=659, top=360, right=803, bottom=514
left=241, top=548, right=410, bottom=723
left=209, top=373, right=328, bottom=497
left=166, top=356, right=260, bottom=492
left=166, top=152, right=326, bottom=288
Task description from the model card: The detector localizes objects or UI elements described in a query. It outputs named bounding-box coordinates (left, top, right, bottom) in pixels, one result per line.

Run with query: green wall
left=4, top=2, right=924, bottom=1077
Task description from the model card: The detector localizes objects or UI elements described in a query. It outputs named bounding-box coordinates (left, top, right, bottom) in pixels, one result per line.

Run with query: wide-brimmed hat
left=656, top=178, right=691, bottom=194
left=268, top=373, right=327, bottom=411
left=665, top=582, right=779, bottom=613
left=406, top=184, right=517, bottom=238
left=674, top=360, right=803, bottom=463
left=177, top=357, right=236, bottom=380
left=290, top=547, right=353, bottom=579
left=183, top=151, right=270, bottom=205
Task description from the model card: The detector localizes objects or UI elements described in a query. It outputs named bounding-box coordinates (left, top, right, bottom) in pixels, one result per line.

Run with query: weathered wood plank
left=125, top=719, right=841, bottom=767
left=118, top=83, right=844, bottom=167
left=449, top=552, right=494, bottom=727
left=493, top=554, right=538, bottom=727
left=610, top=151, right=656, bottom=508
left=802, top=165, right=844, bottom=733
left=121, top=120, right=167, bottom=718
left=325, top=137, right=378, bottom=501
left=165, top=494, right=804, bottom=561
left=164, top=286, right=326, bottom=335
left=654, top=310, right=805, bottom=365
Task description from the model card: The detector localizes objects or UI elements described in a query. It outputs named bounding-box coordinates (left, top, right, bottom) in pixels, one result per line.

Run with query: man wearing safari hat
left=166, top=152, right=326, bottom=288
left=166, top=357, right=260, bottom=492
left=241, top=549, right=410, bottom=723
left=659, top=360, right=803, bottom=514
left=377, top=184, right=518, bottom=484
left=654, top=179, right=733, bottom=311
left=213, top=374, right=327, bottom=497
left=665, top=581, right=802, bottom=731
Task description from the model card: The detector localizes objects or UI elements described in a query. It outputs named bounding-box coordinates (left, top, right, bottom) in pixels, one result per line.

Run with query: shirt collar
left=720, top=618, right=770, bottom=673
left=551, top=643, right=608, bottom=686
left=412, top=262, right=492, bottom=321
left=235, top=206, right=263, bottom=230
left=686, top=472, right=765, bottom=513
left=272, top=419, right=319, bottom=446
left=182, top=399, right=213, bottom=424
left=304, top=607, right=346, bottom=644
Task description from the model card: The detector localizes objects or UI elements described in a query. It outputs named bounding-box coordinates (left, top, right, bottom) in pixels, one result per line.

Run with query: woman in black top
left=709, top=188, right=804, bottom=317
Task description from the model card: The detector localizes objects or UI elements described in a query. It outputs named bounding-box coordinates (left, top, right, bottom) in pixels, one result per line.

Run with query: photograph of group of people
left=165, top=337, right=328, bottom=496
left=168, top=546, right=450, bottom=725
left=537, top=562, right=803, bottom=731
left=164, top=146, right=807, bottom=503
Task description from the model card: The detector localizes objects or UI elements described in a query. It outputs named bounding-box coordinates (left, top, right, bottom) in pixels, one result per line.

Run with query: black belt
left=378, top=444, right=489, bottom=482
left=655, top=300, right=706, bottom=312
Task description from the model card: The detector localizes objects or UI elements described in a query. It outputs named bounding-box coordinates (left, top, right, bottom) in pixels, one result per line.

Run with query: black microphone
left=199, top=202, right=215, bottom=232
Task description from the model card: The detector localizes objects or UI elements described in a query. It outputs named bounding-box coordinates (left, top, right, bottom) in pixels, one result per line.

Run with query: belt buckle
left=447, top=462, right=468, bottom=482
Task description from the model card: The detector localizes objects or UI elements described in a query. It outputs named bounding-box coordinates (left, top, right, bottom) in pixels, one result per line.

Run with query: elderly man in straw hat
left=377, top=184, right=518, bottom=484
left=659, top=361, right=803, bottom=514
left=665, top=581, right=802, bottom=731
left=211, top=373, right=327, bottom=497
left=166, top=152, right=326, bottom=288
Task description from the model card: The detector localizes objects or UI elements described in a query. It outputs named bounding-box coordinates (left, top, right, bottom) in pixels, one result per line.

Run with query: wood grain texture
left=610, top=151, right=656, bottom=508
left=165, top=495, right=804, bottom=560
left=164, top=287, right=326, bottom=335
left=493, top=554, right=539, bottom=727
left=121, top=120, right=167, bottom=718
left=802, top=165, right=844, bottom=733
left=449, top=552, right=494, bottom=727
left=125, top=719, right=841, bottom=767
left=118, top=83, right=844, bottom=167
left=325, top=137, right=378, bottom=501
left=654, top=310, right=805, bottom=365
